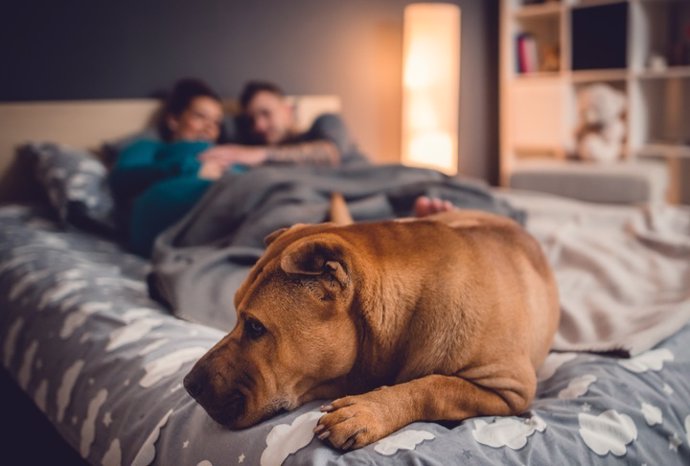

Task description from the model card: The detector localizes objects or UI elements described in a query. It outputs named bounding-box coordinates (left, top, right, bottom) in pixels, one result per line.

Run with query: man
left=198, top=81, right=367, bottom=177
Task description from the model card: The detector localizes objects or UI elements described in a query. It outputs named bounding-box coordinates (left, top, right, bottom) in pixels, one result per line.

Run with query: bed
left=1, top=100, right=690, bottom=466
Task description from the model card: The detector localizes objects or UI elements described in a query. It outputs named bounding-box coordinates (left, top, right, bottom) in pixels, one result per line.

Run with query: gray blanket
left=150, top=164, right=524, bottom=330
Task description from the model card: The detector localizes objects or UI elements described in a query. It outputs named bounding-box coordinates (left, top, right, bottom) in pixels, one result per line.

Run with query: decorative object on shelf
left=648, top=52, right=668, bottom=73
left=541, top=44, right=560, bottom=72
left=401, top=3, right=461, bottom=175
left=575, top=84, right=626, bottom=163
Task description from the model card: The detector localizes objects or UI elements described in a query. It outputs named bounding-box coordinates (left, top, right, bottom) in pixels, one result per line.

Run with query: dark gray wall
left=1, top=0, right=499, bottom=183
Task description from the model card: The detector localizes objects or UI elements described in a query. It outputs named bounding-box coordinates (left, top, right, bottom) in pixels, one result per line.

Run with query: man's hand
left=198, top=145, right=268, bottom=170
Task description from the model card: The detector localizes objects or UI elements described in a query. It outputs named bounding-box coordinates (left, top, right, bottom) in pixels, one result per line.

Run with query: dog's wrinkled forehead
left=237, top=226, right=311, bottom=301
left=263, top=222, right=342, bottom=249
left=264, top=223, right=309, bottom=247
left=238, top=230, right=351, bottom=318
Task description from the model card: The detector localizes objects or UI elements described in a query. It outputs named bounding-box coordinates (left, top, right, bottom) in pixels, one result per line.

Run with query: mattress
left=1, top=203, right=690, bottom=465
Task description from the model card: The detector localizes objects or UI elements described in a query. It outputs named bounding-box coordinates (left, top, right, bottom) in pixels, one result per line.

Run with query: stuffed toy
left=575, top=83, right=626, bottom=163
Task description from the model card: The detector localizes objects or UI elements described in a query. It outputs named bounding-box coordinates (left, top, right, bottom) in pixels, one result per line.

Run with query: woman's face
left=168, top=96, right=224, bottom=142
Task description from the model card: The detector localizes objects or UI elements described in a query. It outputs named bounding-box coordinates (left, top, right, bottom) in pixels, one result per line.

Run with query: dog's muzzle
left=184, top=370, right=246, bottom=426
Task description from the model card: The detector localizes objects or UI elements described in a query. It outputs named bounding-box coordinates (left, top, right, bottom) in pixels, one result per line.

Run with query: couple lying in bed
left=110, top=78, right=454, bottom=257
left=109, top=78, right=368, bottom=256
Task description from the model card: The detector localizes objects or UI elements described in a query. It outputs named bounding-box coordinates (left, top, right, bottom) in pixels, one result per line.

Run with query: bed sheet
left=1, top=204, right=689, bottom=466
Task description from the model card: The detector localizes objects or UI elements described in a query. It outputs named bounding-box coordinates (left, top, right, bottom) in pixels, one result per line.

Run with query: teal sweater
left=109, top=140, right=213, bottom=257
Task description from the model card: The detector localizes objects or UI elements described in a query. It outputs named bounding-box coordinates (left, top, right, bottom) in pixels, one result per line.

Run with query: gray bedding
left=152, top=165, right=690, bottom=356
left=150, top=164, right=524, bottom=331
left=2, top=193, right=690, bottom=465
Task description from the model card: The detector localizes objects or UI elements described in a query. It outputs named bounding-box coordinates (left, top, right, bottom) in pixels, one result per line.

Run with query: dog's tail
left=329, top=193, right=353, bottom=225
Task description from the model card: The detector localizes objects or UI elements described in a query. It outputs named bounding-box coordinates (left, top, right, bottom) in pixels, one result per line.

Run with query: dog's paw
left=313, top=394, right=392, bottom=450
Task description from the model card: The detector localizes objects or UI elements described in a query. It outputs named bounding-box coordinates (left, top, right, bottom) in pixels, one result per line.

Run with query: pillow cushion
left=100, top=127, right=161, bottom=168
left=22, top=142, right=118, bottom=236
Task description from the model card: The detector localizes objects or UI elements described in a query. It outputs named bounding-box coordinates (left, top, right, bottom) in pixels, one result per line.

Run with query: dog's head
left=184, top=225, right=360, bottom=428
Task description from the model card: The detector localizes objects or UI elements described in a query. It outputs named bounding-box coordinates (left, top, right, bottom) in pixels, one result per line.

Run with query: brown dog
left=184, top=209, right=559, bottom=450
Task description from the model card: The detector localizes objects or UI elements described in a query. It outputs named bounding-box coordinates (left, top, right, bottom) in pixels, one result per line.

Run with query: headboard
left=0, top=95, right=341, bottom=202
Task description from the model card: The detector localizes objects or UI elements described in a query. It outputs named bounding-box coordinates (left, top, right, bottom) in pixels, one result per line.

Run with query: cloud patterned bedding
left=1, top=203, right=690, bottom=466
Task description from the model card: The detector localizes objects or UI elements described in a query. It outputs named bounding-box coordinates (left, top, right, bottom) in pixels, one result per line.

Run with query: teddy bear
left=575, top=83, right=626, bottom=163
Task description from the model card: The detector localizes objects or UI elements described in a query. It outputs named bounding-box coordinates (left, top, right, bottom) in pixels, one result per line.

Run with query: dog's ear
left=280, top=238, right=349, bottom=289
left=264, top=227, right=289, bottom=246
left=264, top=223, right=310, bottom=247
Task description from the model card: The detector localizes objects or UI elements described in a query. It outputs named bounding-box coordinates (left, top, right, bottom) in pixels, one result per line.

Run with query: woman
left=110, top=78, right=238, bottom=257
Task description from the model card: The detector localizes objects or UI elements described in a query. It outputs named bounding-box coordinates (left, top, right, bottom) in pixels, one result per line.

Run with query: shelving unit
left=638, top=66, right=690, bottom=79
left=500, top=0, right=690, bottom=203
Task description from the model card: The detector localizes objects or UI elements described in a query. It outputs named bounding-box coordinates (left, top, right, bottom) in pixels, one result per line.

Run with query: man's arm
left=197, top=139, right=340, bottom=174
left=265, top=140, right=340, bottom=166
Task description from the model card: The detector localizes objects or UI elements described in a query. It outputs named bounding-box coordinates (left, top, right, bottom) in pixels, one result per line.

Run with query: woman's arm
left=109, top=140, right=212, bottom=202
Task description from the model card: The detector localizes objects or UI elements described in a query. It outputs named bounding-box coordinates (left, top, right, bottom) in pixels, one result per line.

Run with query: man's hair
left=239, top=80, right=285, bottom=110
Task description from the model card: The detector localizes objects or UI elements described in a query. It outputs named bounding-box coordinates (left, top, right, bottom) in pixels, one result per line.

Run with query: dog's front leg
left=314, top=371, right=535, bottom=450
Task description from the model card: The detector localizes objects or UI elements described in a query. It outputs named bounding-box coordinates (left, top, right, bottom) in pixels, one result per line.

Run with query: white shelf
left=637, top=67, right=690, bottom=80
left=501, top=0, right=690, bottom=202
left=570, top=0, right=628, bottom=9
left=570, top=69, right=629, bottom=82
left=514, top=2, right=562, bottom=19
left=638, top=0, right=689, bottom=4
left=515, top=71, right=563, bottom=80
left=637, top=143, right=690, bottom=159
left=514, top=145, right=568, bottom=158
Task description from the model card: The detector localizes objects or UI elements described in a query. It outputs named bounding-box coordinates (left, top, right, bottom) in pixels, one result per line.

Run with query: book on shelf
left=516, top=33, right=539, bottom=74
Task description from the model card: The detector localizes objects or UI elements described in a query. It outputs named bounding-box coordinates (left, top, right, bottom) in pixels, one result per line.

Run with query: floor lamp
left=401, top=3, right=461, bottom=175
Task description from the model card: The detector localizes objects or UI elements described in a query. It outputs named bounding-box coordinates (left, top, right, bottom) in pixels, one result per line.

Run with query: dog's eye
left=244, top=318, right=266, bottom=340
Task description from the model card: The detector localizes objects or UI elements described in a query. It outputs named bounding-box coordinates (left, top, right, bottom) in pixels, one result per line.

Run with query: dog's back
left=292, top=211, right=559, bottom=381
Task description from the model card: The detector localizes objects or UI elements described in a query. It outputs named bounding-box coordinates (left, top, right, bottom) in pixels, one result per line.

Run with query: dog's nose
left=184, top=373, right=204, bottom=399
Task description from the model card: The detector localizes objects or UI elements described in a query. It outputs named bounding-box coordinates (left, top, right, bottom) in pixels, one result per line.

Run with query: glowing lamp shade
left=401, top=3, right=460, bottom=175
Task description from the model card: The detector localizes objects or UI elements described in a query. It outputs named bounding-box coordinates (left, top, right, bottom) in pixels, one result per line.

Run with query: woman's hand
left=198, top=144, right=268, bottom=169
left=198, top=160, right=225, bottom=180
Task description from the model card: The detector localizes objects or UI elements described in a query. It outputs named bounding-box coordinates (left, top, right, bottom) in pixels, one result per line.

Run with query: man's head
left=240, top=81, right=295, bottom=145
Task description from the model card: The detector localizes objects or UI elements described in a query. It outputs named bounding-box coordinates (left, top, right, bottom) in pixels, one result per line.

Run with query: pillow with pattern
left=22, top=142, right=119, bottom=236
